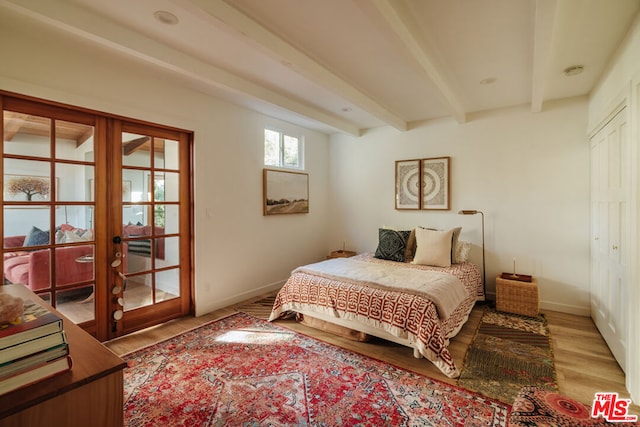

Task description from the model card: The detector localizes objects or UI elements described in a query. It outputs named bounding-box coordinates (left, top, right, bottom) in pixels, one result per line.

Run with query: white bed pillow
left=411, top=227, right=453, bottom=267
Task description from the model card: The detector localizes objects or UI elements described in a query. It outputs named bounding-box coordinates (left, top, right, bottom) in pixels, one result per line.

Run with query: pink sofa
left=3, top=235, right=94, bottom=292
left=3, top=224, right=165, bottom=292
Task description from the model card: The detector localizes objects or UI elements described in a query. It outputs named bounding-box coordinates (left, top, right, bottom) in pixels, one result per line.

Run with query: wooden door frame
left=0, top=90, right=194, bottom=342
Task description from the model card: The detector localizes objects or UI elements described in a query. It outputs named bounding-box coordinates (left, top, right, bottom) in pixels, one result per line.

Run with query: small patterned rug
left=123, top=312, right=510, bottom=426
left=458, top=308, right=558, bottom=404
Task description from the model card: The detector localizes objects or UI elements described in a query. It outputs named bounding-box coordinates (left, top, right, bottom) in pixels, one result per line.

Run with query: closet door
left=590, top=107, right=628, bottom=372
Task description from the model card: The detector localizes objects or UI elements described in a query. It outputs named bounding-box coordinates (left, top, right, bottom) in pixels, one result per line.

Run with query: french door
left=108, top=120, right=192, bottom=339
left=1, top=92, right=193, bottom=341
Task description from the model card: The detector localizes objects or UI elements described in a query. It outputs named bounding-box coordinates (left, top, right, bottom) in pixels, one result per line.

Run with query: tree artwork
left=6, top=176, right=50, bottom=201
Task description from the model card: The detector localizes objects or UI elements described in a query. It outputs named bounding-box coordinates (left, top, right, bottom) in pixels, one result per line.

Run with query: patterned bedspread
left=269, top=253, right=483, bottom=378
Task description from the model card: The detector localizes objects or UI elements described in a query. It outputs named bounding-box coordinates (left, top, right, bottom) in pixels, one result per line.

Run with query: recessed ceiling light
left=154, top=10, right=179, bottom=25
left=479, top=77, right=496, bottom=85
left=563, top=65, right=584, bottom=76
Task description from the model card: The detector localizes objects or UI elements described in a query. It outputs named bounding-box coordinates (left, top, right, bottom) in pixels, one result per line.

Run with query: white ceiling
left=2, top=0, right=639, bottom=135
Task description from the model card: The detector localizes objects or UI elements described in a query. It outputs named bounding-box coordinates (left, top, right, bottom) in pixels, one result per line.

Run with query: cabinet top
left=0, top=284, right=126, bottom=418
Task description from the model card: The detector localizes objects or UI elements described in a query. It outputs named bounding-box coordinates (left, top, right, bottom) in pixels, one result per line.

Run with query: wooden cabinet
left=0, top=285, right=126, bottom=427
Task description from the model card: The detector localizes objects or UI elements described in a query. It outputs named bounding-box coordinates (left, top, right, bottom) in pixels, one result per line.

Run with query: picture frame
left=421, top=156, right=450, bottom=210
left=3, top=174, right=55, bottom=202
left=263, top=169, right=309, bottom=215
left=395, top=159, right=421, bottom=210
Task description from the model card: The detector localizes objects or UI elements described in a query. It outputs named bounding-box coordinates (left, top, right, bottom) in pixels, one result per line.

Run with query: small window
left=264, top=129, right=303, bottom=169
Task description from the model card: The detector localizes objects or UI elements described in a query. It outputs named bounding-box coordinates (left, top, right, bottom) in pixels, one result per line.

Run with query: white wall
left=0, top=10, right=331, bottom=316
left=589, top=13, right=640, bottom=405
left=329, top=98, right=591, bottom=315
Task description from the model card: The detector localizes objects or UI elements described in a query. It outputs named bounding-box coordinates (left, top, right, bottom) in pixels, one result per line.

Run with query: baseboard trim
left=540, top=300, right=590, bottom=317
left=486, top=292, right=591, bottom=317
left=196, top=280, right=285, bottom=316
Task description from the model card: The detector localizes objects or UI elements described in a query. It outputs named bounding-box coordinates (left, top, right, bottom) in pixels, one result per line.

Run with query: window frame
left=264, top=128, right=304, bottom=170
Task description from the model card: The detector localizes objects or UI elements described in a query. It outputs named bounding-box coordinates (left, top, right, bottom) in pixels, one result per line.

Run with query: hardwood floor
left=105, top=294, right=639, bottom=415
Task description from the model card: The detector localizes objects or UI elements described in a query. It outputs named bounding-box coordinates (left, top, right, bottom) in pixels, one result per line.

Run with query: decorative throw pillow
left=381, top=225, right=416, bottom=262
left=374, top=228, right=411, bottom=262
left=418, top=226, right=462, bottom=263
left=128, top=235, right=152, bottom=257
left=62, top=230, right=91, bottom=243
left=411, top=227, right=454, bottom=267
left=450, top=227, right=462, bottom=262
left=454, top=241, right=472, bottom=263
left=405, top=228, right=416, bottom=262
left=23, top=226, right=50, bottom=247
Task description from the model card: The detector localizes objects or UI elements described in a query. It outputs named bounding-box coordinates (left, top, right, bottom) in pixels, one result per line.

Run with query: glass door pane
left=113, top=126, right=186, bottom=337
left=2, top=107, right=96, bottom=326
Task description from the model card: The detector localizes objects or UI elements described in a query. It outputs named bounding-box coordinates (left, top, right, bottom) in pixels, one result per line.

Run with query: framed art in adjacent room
left=263, top=168, right=309, bottom=215
left=3, top=174, right=55, bottom=203
left=421, top=156, right=450, bottom=210
left=395, top=159, right=421, bottom=210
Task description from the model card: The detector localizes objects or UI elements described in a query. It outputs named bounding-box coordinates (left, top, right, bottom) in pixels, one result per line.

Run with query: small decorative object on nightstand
left=327, top=250, right=356, bottom=259
left=496, top=272, right=539, bottom=317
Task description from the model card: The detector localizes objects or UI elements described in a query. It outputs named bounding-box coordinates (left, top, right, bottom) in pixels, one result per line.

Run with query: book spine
left=0, top=343, right=70, bottom=378
left=0, top=319, right=63, bottom=350
left=0, top=355, right=72, bottom=395
left=0, top=331, right=67, bottom=365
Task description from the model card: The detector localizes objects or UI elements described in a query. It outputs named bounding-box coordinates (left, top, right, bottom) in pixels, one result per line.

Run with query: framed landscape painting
left=263, top=169, right=309, bottom=215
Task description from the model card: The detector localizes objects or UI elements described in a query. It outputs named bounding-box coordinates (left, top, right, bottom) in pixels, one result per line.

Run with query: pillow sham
left=374, top=228, right=412, bottom=262
left=411, top=227, right=454, bottom=267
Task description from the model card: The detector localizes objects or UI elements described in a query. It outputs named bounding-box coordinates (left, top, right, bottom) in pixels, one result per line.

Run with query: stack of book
left=0, top=293, right=72, bottom=395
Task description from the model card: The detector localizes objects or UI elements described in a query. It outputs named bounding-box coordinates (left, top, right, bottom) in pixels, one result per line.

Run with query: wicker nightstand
left=495, top=274, right=539, bottom=317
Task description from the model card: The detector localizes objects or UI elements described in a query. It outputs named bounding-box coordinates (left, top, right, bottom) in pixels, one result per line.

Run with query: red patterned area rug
left=123, top=312, right=510, bottom=426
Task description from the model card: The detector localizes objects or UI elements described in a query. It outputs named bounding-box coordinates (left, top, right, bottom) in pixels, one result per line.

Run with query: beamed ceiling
left=1, top=0, right=639, bottom=135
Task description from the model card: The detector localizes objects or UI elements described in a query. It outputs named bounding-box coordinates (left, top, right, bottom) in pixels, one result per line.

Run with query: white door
left=590, top=107, right=629, bottom=372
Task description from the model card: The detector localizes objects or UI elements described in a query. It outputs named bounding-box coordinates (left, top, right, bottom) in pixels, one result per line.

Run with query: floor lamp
left=458, top=210, right=486, bottom=299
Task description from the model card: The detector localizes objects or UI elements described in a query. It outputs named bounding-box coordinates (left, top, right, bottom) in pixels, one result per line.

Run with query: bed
left=268, top=227, right=483, bottom=378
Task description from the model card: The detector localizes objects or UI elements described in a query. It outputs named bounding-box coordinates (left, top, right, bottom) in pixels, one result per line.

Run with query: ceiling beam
left=531, top=0, right=559, bottom=113
left=366, top=0, right=467, bottom=124
left=3, top=112, right=28, bottom=141
left=181, top=0, right=407, bottom=131
left=122, top=136, right=150, bottom=156
left=0, top=0, right=363, bottom=136
left=76, top=127, right=94, bottom=147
